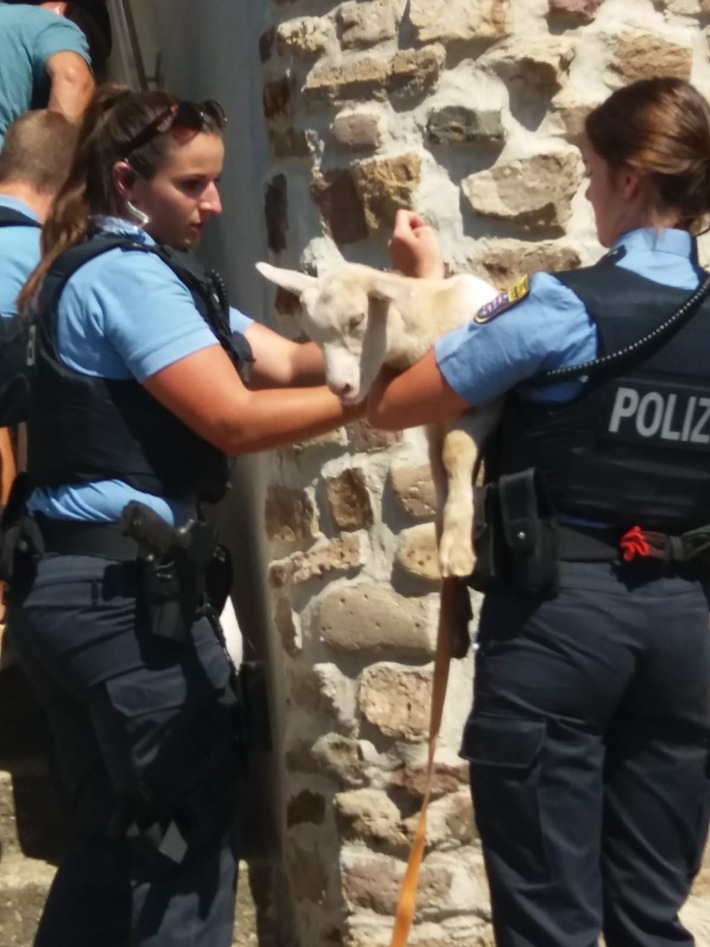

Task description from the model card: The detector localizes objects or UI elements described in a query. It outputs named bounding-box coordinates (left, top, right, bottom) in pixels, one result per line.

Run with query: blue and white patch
left=474, top=275, right=530, bottom=324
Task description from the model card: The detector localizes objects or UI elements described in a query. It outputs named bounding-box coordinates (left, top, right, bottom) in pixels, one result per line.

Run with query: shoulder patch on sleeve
left=473, top=275, right=530, bottom=324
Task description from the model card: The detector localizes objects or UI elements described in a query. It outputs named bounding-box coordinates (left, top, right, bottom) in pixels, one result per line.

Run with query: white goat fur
left=256, top=261, right=502, bottom=577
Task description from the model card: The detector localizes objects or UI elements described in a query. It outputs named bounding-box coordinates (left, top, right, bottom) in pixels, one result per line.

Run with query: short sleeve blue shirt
left=0, top=3, right=91, bottom=148
left=435, top=228, right=706, bottom=406
left=28, top=218, right=254, bottom=525
left=0, top=195, right=40, bottom=317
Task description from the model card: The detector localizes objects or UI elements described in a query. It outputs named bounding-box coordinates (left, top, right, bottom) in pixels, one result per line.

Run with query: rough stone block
left=353, top=154, right=422, bottom=232
left=276, top=16, right=332, bottom=57
left=342, top=854, right=451, bottom=914
left=409, top=0, right=509, bottom=42
left=609, top=32, right=692, bottom=83
left=548, top=0, right=604, bottom=20
left=311, top=168, right=369, bottom=246
left=291, top=663, right=357, bottom=730
left=325, top=468, right=373, bottom=530
left=265, top=486, right=319, bottom=548
left=317, top=584, right=433, bottom=656
left=395, top=523, right=440, bottom=583
left=331, top=110, right=384, bottom=152
left=387, top=46, right=446, bottom=99
left=479, top=240, right=581, bottom=288
left=445, top=792, right=475, bottom=845
left=390, top=464, right=437, bottom=519
left=303, top=46, right=444, bottom=105
left=334, top=789, right=408, bottom=847
left=489, top=38, right=575, bottom=95
left=389, top=761, right=469, bottom=799
left=336, top=0, right=397, bottom=48
left=348, top=420, right=402, bottom=452
left=426, top=105, right=505, bottom=147
left=269, top=534, right=361, bottom=587
left=462, top=149, right=583, bottom=236
left=359, top=664, right=433, bottom=740
left=287, top=733, right=367, bottom=788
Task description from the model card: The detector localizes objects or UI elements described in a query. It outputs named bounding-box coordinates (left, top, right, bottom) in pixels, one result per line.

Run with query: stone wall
left=257, top=0, right=710, bottom=945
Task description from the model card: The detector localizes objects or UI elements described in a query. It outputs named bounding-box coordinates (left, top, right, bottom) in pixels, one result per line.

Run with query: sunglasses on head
left=120, top=99, right=227, bottom=160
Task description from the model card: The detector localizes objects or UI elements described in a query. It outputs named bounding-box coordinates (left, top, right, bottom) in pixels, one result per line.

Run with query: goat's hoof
left=439, top=537, right=475, bottom=578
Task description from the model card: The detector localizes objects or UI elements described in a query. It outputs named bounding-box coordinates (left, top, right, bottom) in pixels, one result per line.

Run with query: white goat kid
left=256, top=262, right=502, bottom=578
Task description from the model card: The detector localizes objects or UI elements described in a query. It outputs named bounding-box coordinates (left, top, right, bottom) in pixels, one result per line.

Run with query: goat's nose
left=330, top=380, right=354, bottom=400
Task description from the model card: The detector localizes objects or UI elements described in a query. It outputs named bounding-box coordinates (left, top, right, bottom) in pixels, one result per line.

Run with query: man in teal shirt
left=0, top=1, right=111, bottom=148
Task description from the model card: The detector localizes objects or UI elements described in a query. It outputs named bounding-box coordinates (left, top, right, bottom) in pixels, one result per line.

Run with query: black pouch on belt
left=499, top=468, right=558, bottom=596
left=470, top=468, right=558, bottom=597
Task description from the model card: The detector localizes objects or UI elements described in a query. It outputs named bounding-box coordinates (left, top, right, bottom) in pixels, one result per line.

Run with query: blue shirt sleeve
left=229, top=307, right=253, bottom=334
left=26, top=9, right=91, bottom=81
left=58, top=250, right=228, bottom=381
left=434, top=273, right=599, bottom=405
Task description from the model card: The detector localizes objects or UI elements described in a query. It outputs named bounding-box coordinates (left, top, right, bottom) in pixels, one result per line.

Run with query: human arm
left=143, top=345, right=359, bottom=455
left=368, top=350, right=472, bottom=430
left=45, top=50, right=94, bottom=120
left=244, top=322, right=324, bottom=387
left=389, top=209, right=445, bottom=279
left=368, top=273, right=599, bottom=429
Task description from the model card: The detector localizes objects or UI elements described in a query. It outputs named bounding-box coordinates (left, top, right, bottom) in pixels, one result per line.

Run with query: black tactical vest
left=27, top=235, right=252, bottom=504
left=492, top=258, right=710, bottom=534
left=0, top=205, right=40, bottom=425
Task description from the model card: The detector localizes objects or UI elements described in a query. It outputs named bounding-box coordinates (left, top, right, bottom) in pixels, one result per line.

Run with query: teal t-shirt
left=0, top=2, right=90, bottom=148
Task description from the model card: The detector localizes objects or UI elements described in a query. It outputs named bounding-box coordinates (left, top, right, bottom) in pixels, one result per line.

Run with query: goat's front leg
left=438, top=402, right=502, bottom=578
left=438, top=420, right=478, bottom=578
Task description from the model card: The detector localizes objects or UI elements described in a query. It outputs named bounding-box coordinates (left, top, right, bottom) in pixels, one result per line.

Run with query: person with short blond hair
left=0, top=109, right=77, bottom=424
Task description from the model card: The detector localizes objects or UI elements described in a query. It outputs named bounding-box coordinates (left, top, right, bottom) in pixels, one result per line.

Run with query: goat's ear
left=367, top=273, right=416, bottom=309
left=255, top=262, right=318, bottom=297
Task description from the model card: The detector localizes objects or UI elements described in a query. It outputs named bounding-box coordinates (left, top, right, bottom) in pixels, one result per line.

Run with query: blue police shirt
left=0, top=194, right=40, bottom=316
left=435, top=228, right=705, bottom=406
left=28, top=219, right=253, bottom=524
left=0, top=3, right=90, bottom=148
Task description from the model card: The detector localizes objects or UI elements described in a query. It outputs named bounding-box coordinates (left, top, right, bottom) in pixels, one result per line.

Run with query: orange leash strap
left=388, top=577, right=457, bottom=947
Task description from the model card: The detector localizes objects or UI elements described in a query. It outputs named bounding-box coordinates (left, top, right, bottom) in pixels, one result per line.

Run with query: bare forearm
left=289, top=341, right=325, bottom=385
left=220, top=385, right=362, bottom=454
left=367, top=351, right=470, bottom=430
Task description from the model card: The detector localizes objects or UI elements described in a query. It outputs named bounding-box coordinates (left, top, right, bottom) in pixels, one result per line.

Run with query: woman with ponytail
left=7, top=84, right=362, bottom=947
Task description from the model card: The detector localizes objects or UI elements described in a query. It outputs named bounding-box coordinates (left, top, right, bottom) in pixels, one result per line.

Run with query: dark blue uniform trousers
left=7, top=553, right=242, bottom=947
left=463, top=561, right=710, bottom=947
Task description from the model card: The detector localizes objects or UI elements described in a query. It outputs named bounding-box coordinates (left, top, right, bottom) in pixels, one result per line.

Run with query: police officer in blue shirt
left=0, top=109, right=77, bottom=424
left=0, top=0, right=111, bottom=146
left=6, top=85, right=364, bottom=947
left=371, top=77, right=710, bottom=947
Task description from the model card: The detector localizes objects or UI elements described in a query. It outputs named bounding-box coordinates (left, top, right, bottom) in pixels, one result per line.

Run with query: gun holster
left=0, top=474, right=43, bottom=599
left=470, top=468, right=559, bottom=597
left=120, top=504, right=222, bottom=644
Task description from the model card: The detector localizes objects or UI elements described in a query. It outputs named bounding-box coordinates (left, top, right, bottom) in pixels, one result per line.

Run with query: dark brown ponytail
left=585, top=77, right=710, bottom=233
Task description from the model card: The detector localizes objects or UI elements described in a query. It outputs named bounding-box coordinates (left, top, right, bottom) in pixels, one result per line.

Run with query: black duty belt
left=556, top=523, right=620, bottom=561
left=35, top=514, right=140, bottom=561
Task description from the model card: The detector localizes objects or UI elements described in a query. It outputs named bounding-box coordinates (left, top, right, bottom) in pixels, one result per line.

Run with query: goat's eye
left=348, top=313, right=365, bottom=331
